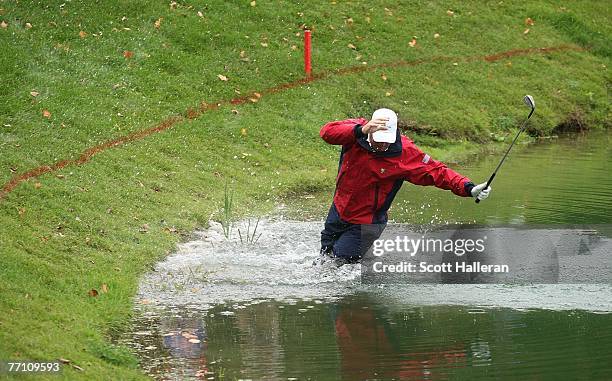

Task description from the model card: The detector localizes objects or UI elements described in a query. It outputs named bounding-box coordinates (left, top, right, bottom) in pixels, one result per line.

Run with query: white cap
left=371, top=108, right=397, bottom=143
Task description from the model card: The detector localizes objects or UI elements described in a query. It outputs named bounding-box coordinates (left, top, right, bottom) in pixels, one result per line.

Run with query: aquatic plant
left=221, top=180, right=234, bottom=239
left=238, top=217, right=262, bottom=245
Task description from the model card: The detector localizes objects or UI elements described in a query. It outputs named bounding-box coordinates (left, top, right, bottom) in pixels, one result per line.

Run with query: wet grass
left=0, top=0, right=610, bottom=379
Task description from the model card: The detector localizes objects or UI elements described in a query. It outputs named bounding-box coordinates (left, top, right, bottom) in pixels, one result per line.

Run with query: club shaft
left=488, top=108, right=534, bottom=184
left=475, top=107, right=534, bottom=204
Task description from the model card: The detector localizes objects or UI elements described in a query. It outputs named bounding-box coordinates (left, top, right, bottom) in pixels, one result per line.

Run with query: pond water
left=118, top=131, right=611, bottom=380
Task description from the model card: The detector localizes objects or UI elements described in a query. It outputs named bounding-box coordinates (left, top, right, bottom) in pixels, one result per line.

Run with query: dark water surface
left=119, top=132, right=612, bottom=380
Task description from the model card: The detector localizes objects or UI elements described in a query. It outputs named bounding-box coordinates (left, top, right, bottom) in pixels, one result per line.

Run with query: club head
left=523, top=95, right=535, bottom=109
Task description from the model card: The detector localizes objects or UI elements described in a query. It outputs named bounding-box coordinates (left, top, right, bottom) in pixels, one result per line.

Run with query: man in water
left=318, top=108, right=491, bottom=265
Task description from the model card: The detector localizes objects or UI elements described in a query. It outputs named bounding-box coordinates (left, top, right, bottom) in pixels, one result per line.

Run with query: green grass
left=0, top=0, right=610, bottom=379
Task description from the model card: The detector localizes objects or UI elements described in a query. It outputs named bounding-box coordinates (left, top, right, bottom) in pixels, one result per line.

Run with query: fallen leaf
left=523, top=28, right=530, bottom=34
left=139, top=223, right=149, bottom=233
left=101, top=284, right=109, bottom=293
left=409, top=38, right=417, bottom=47
left=123, top=50, right=134, bottom=59
left=345, top=17, right=353, bottom=25
left=217, top=74, right=228, bottom=81
left=250, top=0, right=256, bottom=6
left=25, top=22, right=32, bottom=29
left=197, top=11, right=204, bottom=18
left=58, top=358, right=71, bottom=364
left=88, top=289, right=99, bottom=297
left=30, top=91, right=39, bottom=97
left=434, top=33, right=440, bottom=38
left=34, top=182, right=42, bottom=189
left=42, top=109, right=51, bottom=118
left=1, top=21, right=8, bottom=29
left=525, top=17, right=535, bottom=26
left=347, top=43, right=357, bottom=50
left=154, top=17, right=163, bottom=29
left=239, top=50, right=247, bottom=58
left=18, top=207, right=26, bottom=216
left=447, top=10, right=454, bottom=16
left=290, top=45, right=297, bottom=51
left=188, top=338, right=201, bottom=344
left=365, top=16, right=371, bottom=24
left=240, top=128, right=247, bottom=136
left=79, top=30, right=87, bottom=38
left=253, top=92, right=261, bottom=98
left=381, top=73, right=387, bottom=81
left=260, top=42, right=268, bottom=47
left=249, top=97, right=258, bottom=103
left=170, top=1, right=177, bottom=10
left=385, top=92, right=392, bottom=97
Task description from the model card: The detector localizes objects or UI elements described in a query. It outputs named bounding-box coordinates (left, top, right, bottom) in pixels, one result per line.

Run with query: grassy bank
left=0, top=0, right=610, bottom=379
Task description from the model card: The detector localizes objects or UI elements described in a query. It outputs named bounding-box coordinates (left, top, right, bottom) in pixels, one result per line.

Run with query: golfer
left=319, top=108, right=491, bottom=265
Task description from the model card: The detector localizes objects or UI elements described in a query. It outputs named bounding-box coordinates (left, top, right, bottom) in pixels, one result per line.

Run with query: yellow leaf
left=434, top=33, right=440, bottom=38
left=409, top=38, right=417, bottom=47
left=79, top=30, right=87, bottom=38
left=523, top=28, right=530, bottom=34
left=101, top=284, right=109, bottom=293
left=217, top=74, right=228, bottom=81
left=347, top=43, right=357, bottom=50
left=154, top=17, right=163, bottom=29
left=381, top=73, right=387, bottom=81
left=197, top=11, right=204, bottom=18
left=25, top=23, right=32, bottom=29
left=240, top=128, right=247, bottom=136
left=0, top=21, right=8, bottom=29
left=447, top=10, right=454, bottom=16
left=34, top=182, right=42, bottom=189
left=250, top=1, right=256, bottom=6
left=30, top=91, right=39, bottom=97
left=260, top=42, right=268, bottom=47
left=385, top=92, right=392, bottom=97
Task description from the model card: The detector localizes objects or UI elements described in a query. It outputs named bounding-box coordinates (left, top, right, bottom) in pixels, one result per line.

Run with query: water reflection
left=121, top=293, right=612, bottom=380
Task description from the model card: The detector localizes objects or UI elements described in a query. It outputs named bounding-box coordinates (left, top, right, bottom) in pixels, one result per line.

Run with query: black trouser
left=320, top=204, right=386, bottom=261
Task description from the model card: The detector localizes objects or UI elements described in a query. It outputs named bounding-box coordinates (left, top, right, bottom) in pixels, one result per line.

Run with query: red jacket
left=321, top=118, right=474, bottom=224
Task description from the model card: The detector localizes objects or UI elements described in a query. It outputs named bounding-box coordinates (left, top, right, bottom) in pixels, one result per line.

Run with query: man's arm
left=320, top=118, right=367, bottom=145
left=402, top=141, right=474, bottom=197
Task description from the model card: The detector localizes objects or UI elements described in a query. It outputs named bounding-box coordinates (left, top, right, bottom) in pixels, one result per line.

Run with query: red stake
left=304, top=30, right=312, bottom=77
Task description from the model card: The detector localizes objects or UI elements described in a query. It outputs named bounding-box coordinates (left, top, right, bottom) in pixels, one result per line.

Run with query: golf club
left=476, top=95, right=535, bottom=203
